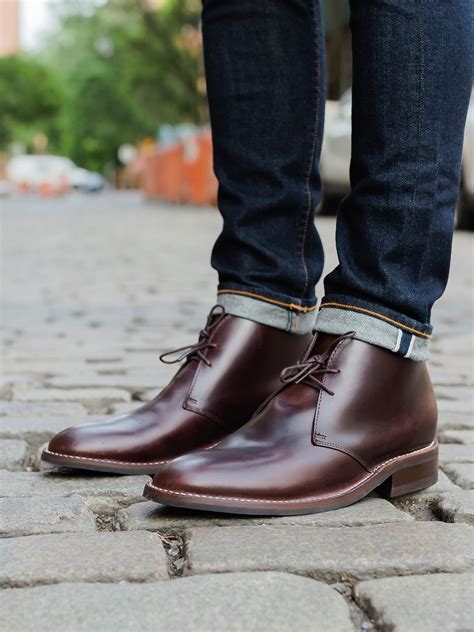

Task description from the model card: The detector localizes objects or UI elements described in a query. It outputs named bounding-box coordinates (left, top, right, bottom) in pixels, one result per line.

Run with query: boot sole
left=143, top=441, right=439, bottom=516
left=41, top=448, right=168, bottom=475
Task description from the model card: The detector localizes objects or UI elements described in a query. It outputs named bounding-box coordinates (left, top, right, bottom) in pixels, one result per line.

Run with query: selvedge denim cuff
left=315, top=306, right=429, bottom=361
left=217, top=292, right=316, bottom=335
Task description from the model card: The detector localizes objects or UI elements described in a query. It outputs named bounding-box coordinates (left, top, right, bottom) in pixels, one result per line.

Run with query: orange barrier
left=140, top=130, right=218, bottom=206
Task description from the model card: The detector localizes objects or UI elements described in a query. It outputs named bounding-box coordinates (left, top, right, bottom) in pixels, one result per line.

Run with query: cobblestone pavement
left=1, top=192, right=473, bottom=631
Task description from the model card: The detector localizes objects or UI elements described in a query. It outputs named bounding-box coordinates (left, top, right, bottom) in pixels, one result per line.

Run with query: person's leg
left=148, top=0, right=472, bottom=515
left=202, top=0, right=326, bottom=334
left=316, top=0, right=473, bottom=360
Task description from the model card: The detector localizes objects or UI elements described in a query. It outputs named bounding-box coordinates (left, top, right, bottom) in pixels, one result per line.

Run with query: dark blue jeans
left=203, top=0, right=472, bottom=359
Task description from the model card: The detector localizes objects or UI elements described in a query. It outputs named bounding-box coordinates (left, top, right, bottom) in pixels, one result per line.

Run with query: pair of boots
left=42, top=307, right=439, bottom=516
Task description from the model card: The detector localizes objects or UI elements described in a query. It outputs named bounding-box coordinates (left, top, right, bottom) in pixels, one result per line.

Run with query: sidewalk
left=1, top=192, right=473, bottom=631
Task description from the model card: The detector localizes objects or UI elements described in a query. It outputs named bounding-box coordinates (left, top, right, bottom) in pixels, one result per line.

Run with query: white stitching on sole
left=146, top=442, right=437, bottom=505
left=43, top=449, right=169, bottom=467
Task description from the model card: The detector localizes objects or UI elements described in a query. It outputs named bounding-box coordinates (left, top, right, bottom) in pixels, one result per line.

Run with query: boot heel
left=383, top=451, right=439, bottom=498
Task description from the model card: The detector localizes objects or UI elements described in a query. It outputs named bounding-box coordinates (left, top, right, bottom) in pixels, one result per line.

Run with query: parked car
left=69, top=166, right=104, bottom=192
left=7, top=155, right=104, bottom=194
left=320, top=89, right=474, bottom=229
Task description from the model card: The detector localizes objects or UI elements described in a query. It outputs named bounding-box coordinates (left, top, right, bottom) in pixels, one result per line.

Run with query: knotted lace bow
left=280, top=331, right=355, bottom=396
left=159, top=305, right=226, bottom=367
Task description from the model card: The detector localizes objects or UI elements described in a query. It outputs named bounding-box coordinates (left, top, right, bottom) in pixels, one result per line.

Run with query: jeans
left=202, top=0, right=473, bottom=360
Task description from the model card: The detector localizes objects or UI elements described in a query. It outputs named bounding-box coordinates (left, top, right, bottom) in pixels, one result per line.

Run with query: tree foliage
left=2, top=0, right=207, bottom=171
left=0, top=55, right=62, bottom=148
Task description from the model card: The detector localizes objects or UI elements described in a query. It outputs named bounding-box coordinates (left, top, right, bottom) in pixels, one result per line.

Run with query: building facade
left=0, top=0, right=20, bottom=57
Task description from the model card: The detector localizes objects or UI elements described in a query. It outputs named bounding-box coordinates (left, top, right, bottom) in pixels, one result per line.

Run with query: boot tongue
left=309, top=332, right=342, bottom=357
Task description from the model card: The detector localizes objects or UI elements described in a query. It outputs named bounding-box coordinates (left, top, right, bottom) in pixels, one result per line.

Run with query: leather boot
left=42, top=306, right=311, bottom=474
left=145, top=332, right=439, bottom=514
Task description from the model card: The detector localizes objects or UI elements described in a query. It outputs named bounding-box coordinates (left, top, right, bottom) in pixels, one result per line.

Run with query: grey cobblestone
left=439, top=443, right=474, bottom=463
left=442, top=463, right=474, bottom=489
left=354, top=573, right=474, bottom=631
left=0, top=415, right=102, bottom=448
left=13, top=387, right=131, bottom=406
left=438, top=429, right=474, bottom=444
left=0, top=470, right=149, bottom=506
left=0, top=573, right=353, bottom=632
left=0, top=401, right=88, bottom=417
left=119, top=497, right=412, bottom=531
left=1, top=193, right=472, bottom=628
left=184, top=523, right=474, bottom=580
left=0, top=531, right=168, bottom=587
left=0, top=439, right=28, bottom=470
left=438, top=411, right=474, bottom=430
left=46, top=370, right=172, bottom=391
left=0, top=497, right=96, bottom=537
left=433, top=490, right=474, bottom=524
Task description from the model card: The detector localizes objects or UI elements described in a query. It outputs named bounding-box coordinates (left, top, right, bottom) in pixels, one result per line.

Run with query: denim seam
left=411, top=8, right=426, bottom=320
left=217, top=289, right=318, bottom=313
left=299, top=0, right=321, bottom=298
left=319, top=301, right=431, bottom=338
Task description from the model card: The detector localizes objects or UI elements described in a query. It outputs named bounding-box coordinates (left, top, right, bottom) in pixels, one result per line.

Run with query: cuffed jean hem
left=217, top=292, right=316, bottom=335
left=315, top=307, right=430, bottom=361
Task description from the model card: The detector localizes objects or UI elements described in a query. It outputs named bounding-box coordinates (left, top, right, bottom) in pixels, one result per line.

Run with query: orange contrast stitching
left=319, top=302, right=432, bottom=339
left=217, top=289, right=317, bottom=314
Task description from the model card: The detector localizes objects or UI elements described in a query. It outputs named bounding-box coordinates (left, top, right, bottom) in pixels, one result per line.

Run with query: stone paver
left=0, top=439, right=27, bottom=470
left=442, top=463, right=474, bottom=489
left=119, top=497, right=412, bottom=531
left=439, top=429, right=474, bottom=444
left=0, top=416, right=102, bottom=448
left=439, top=443, right=474, bottom=463
left=0, top=497, right=96, bottom=537
left=433, top=490, right=474, bottom=524
left=0, top=573, right=353, bottom=632
left=438, top=411, right=474, bottom=430
left=0, top=531, right=168, bottom=587
left=0, top=401, right=88, bottom=417
left=46, top=370, right=172, bottom=391
left=355, top=573, right=474, bottom=631
left=0, top=470, right=149, bottom=506
left=1, top=193, right=472, bottom=628
left=184, top=523, right=474, bottom=580
left=13, top=387, right=131, bottom=406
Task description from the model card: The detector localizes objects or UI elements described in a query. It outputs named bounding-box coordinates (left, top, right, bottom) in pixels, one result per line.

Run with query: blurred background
left=0, top=0, right=473, bottom=227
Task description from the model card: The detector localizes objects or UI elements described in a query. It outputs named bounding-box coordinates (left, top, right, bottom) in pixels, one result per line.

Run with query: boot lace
left=159, top=305, right=226, bottom=368
left=279, top=331, right=355, bottom=396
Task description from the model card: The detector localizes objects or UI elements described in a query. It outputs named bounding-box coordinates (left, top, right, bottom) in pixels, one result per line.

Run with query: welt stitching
left=319, top=302, right=432, bottom=338
left=43, top=449, right=168, bottom=466
left=300, top=0, right=321, bottom=298
left=374, top=440, right=437, bottom=466
left=147, top=442, right=437, bottom=504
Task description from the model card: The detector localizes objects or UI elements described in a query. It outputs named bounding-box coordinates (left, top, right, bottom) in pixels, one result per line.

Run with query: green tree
left=0, top=55, right=62, bottom=150
left=40, top=0, right=206, bottom=171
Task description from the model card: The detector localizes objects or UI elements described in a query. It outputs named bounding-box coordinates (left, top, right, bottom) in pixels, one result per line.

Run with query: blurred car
left=7, top=155, right=103, bottom=194
left=69, top=166, right=104, bottom=192
left=0, top=180, right=12, bottom=196
left=320, top=89, right=474, bottom=229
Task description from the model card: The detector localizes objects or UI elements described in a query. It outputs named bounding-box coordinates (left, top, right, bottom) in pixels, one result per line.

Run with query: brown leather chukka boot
left=42, top=306, right=311, bottom=474
left=145, top=332, right=438, bottom=514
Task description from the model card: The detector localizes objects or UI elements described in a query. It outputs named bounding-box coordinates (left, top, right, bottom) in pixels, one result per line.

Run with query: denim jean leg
left=201, top=0, right=326, bottom=334
left=318, top=0, right=473, bottom=359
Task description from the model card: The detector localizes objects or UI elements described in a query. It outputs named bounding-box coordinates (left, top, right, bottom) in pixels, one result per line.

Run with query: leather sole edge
left=41, top=449, right=168, bottom=475
left=143, top=442, right=439, bottom=516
